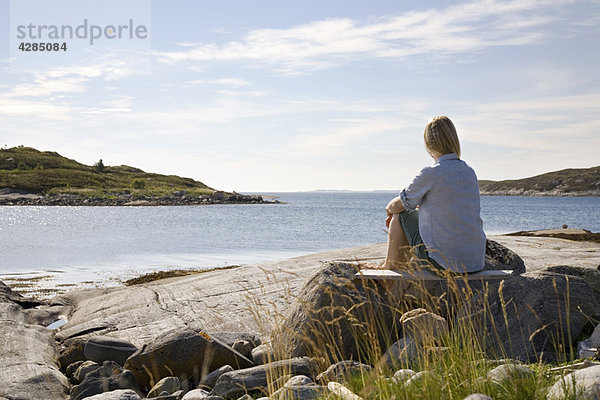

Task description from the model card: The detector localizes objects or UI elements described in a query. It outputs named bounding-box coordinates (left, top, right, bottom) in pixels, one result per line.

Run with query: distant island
left=479, top=165, right=600, bottom=197
left=0, top=146, right=274, bottom=206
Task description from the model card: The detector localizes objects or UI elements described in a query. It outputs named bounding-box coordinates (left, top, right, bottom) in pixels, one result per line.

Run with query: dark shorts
left=397, top=209, right=443, bottom=271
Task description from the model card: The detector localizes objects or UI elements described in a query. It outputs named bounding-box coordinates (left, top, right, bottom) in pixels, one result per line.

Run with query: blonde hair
left=424, top=116, right=461, bottom=158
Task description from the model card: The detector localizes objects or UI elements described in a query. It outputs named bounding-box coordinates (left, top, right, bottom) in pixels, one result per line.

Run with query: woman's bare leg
left=382, top=213, right=411, bottom=269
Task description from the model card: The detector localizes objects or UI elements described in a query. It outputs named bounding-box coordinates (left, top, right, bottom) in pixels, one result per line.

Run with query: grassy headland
left=0, top=146, right=213, bottom=198
left=479, top=166, right=600, bottom=196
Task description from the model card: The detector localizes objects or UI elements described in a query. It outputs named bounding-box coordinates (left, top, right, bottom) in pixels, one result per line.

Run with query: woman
left=383, top=116, right=486, bottom=273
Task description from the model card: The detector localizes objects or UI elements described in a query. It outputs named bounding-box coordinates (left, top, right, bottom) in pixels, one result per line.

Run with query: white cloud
left=156, top=0, right=576, bottom=74
left=0, top=97, right=75, bottom=120
left=213, top=78, right=250, bottom=87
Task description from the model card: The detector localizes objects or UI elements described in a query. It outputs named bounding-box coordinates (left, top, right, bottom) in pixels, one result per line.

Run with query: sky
left=1, top=0, right=599, bottom=192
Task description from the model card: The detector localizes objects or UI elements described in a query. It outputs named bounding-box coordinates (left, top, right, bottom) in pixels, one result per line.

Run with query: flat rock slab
left=54, top=243, right=387, bottom=347
left=0, top=300, right=69, bottom=399
left=491, top=235, right=600, bottom=270
left=52, top=236, right=600, bottom=349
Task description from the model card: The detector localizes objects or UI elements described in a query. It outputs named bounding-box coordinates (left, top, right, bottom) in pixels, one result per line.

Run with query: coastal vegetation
left=479, top=166, right=600, bottom=196
left=0, top=146, right=214, bottom=197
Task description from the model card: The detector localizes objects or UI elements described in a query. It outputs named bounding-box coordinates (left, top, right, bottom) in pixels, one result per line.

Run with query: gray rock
left=148, top=376, right=182, bottom=397
left=66, top=360, right=86, bottom=381
left=181, top=389, right=212, bottom=399
left=589, top=323, right=600, bottom=348
left=22, top=304, right=71, bottom=326
left=199, top=365, right=234, bottom=390
left=271, top=262, right=401, bottom=361
left=579, top=338, right=597, bottom=359
left=484, top=239, right=526, bottom=274
left=124, top=328, right=253, bottom=392
left=0, top=282, right=70, bottom=400
left=85, top=335, right=138, bottom=366
left=271, top=375, right=326, bottom=400
left=211, top=357, right=318, bottom=399
left=392, top=369, right=416, bottom=384
left=327, top=382, right=364, bottom=400
left=70, top=361, right=142, bottom=400
left=379, top=338, right=418, bottom=370
left=315, top=360, right=373, bottom=384
left=81, top=389, right=143, bottom=399
left=211, top=332, right=261, bottom=349
left=404, top=370, right=438, bottom=387
left=463, top=394, right=493, bottom=400
left=547, top=364, right=600, bottom=399
left=73, top=360, right=101, bottom=383
left=232, top=340, right=253, bottom=359
left=172, top=390, right=186, bottom=399
left=271, top=384, right=327, bottom=400
left=146, top=394, right=180, bottom=400
left=251, top=343, right=274, bottom=365
left=284, top=375, right=314, bottom=387
left=400, top=309, right=448, bottom=346
left=58, top=338, right=87, bottom=369
left=463, top=268, right=600, bottom=362
left=487, top=363, right=533, bottom=384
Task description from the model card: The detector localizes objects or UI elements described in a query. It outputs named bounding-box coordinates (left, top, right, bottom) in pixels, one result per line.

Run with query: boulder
left=463, top=268, right=600, bottom=362
left=378, top=338, right=418, bottom=370
left=547, top=364, right=600, bottom=399
left=327, top=382, right=364, bottom=400
left=232, top=340, right=253, bottom=359
left=199, top=365, right=234, bottom=390
left=271, top=376, right=327, bottom=399
left=546, top=265, right=600, bottom=306
left=484, top=239, right=526, bottom=274
left=487, top=363, right=533, bottom=384
left=73, top=360, right=101, bottom=383
left=210, top=357, right=318, bottom=399
left=315, top=360, right=373, bottom=385
left=403, top=370, right=438, bottom=387
left=124, top=328, right=253, bottom=392
left=392, top=369, right=416, bottom=384
left=181, top=389, right=212, bottom=399
left=271, top=262, right=402, bottom=362
left=58, top=338, right=87, bottom=369
left=147, top=376, right=183, bottom=398
left=399, top=309, right=448, bottom=346
left=271, top=384, right=326, bottom=400
left=283, top=375, right=314, bottom=386
left=85, top=335, right=138, bottom=366
left=70, top=361, right=142, bottom=400
left=66, top=360, right=86, bottom=382
left=81, top=389, right=143, bottom=399
left=251, top=343, right=274, bottom=365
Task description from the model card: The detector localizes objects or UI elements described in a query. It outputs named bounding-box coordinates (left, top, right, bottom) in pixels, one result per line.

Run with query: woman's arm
left=386, top=196, right=405, bottom=215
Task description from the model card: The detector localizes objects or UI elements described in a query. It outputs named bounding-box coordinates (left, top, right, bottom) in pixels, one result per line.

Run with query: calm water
left=0, top=193, right=599, bottom=285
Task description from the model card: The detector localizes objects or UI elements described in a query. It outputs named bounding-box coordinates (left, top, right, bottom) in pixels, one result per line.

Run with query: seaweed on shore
left=507, top=230, right=600, bottom=244
left=123, top=265, right=242, bottom=286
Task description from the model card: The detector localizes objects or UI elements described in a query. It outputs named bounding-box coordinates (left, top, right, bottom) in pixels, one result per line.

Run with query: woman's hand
left=385, top=215, right=392, bottom=229
left=386, top=196, right=405, bottom=215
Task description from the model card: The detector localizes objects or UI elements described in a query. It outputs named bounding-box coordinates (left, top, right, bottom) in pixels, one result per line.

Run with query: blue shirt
left=399, top=153, right=486, bottom=272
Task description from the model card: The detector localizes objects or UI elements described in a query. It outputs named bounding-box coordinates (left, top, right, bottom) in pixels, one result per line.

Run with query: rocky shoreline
left=2, top=235, right=600, bottom=399
left=479, top=189, right=600, bottom=197
left=0, top=189, right=278, bottom=206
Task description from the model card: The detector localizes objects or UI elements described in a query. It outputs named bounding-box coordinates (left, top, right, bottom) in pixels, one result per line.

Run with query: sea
left=0, top=193, right=599, bottom=289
